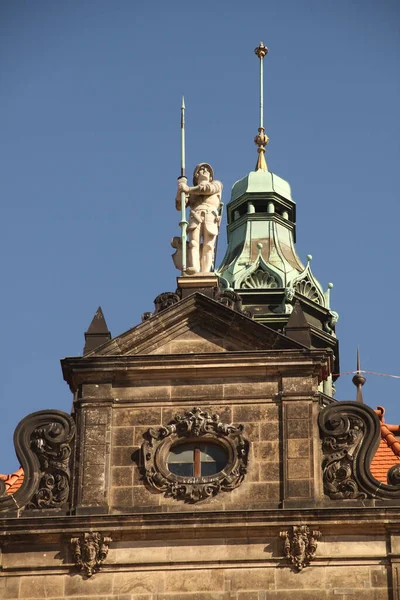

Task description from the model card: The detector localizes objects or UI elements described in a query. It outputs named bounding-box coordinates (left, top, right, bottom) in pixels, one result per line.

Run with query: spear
left=179, top=96, right=188, bottom=274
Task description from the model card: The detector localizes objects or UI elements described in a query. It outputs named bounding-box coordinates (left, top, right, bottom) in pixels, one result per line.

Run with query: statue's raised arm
left=174, top=163, right=223, bottom=274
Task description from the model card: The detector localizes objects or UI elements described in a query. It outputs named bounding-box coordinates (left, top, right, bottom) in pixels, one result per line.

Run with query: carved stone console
left=319, top=401, right=400, bottom=500
left=142, top=407, right=249, bottom=502
left=70, top=532, right=112, bottom=577
left=280, top=525, right=321, bottom=571
left=0, top=410, right=75, bottom=513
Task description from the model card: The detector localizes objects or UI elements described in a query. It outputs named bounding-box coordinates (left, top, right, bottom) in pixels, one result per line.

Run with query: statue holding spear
left=172, top=98, right=223, bottom=275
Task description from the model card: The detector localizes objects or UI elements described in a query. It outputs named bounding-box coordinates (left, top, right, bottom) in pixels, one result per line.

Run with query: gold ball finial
left=255, top=42, right=268, bottom=60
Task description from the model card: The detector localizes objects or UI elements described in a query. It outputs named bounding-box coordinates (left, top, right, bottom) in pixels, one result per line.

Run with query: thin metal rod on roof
left=352, top=347, right=366, bottom=403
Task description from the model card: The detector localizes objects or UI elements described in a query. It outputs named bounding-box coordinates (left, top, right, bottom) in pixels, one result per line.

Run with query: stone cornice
left=1, top=507, right=400, bottom=542
left=61, top=349, right=332, bottom=392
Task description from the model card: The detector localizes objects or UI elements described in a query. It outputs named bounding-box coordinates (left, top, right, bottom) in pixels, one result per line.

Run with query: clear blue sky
left=0, top=1, right=399, bottom=471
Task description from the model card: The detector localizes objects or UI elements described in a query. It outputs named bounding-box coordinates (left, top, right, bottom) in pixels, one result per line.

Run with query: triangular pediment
left=86, top=292, right=305, bottom=357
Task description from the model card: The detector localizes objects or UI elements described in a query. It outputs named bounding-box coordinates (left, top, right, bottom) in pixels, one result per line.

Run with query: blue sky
left=0, top=1, right=399, bottom=471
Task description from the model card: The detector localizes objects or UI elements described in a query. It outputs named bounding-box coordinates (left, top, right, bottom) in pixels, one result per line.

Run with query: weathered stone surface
left=259, top=461, right=280, bottom=481
left=110, top=485, right=133, bottom=507
left=233, top=404, right=279, bottom=423
left=164, top=569, right=224, bottom=592
left=112, top=445, right=137, bottom=466
left=114, top=571, right=164, bottom=595
left=171, top=382, right=224, bottom=400
left=227, top=567, right=275, bottom=590
left=85, top=444, right=108, bottom=464
left=286, top=419, right=310, bottom=439
left=287, top=459, right=311, bottom=479
left=19, top=575, right=64, bottom=598
left=0, top=576, right=20, bottom=599
left=65, top=573, right=114, bottom=596
left=282, top=376, right=315, bottom=392
left=157, top=594, right=230, bottom=600
left=287, top=439, right=310, bottom=458
left=286, top=479, right=311, bottom=497
left=254, top=441, right=279, bottom=462
left=111, top=466, right=134, bottom=487
left=285, top=401, right=312, bottom=419
left=114, top=408, right=162, bottom=426
left=223, top=380, right=278, bottom=398
left=260, top=421, right=280, bottom=441
left=113, top=427, right=134, bottom=447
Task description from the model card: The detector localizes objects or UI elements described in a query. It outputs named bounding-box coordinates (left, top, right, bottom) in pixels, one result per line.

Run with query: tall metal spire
left=254, top=42, right=269, bottom=171
left=352, top=347, right=366, bottom=403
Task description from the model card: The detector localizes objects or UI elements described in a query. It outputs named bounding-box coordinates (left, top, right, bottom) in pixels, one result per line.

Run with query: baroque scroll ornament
left=27, top=419, right=75, bottom=509
left=70, top=532, right=112, bottom=578
left=320, top=412, right=367, bottom=499
left=280, top=526, right=321, bottom=571
left=142, top=407, right=249, bottom=503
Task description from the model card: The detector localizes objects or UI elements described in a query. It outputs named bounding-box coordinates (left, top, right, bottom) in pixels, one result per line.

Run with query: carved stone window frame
left=142, top=407, right=249, bottom=503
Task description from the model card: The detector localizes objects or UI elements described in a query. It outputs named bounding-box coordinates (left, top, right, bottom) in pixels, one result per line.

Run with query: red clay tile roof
left=0, top=467, right=24, bottom=494
left=370, top=406, right=400, bottom=483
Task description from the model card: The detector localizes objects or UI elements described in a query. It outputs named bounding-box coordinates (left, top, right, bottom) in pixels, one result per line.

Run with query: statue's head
left=193, top=163, right=214, bottom=185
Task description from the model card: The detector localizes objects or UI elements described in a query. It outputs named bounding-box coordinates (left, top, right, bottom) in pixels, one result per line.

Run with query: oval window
left=167, top=442, right=228, bottom=477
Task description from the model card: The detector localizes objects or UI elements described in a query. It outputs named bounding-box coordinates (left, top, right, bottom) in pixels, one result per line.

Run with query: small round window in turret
left=167, top=442, right=228, bottom=477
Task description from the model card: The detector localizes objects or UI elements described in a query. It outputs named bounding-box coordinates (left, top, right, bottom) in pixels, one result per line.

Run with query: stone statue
left=175, top=163, right=223, bottom=274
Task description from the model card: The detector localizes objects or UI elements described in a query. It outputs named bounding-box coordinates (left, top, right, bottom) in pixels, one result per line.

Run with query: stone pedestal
left=177, top=274, right=219, bottom=298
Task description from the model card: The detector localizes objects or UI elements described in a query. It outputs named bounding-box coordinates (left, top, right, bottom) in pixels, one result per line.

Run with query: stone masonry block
left=233, top=404, right=279, bottom=423
left=112, top=384, right=171, bottom=401
left=84, top=407, right=110, bottom=424
left=85, top=444, right=107, bottom=465
left=158, top=594, right=230, bottom=600
left=282, top=376, right=315, bottom=392
left=114, top=408, right=162, bottom=426
left=254, top=442, right=279, bottom=462
left=64, top=573, right=113, bottom=596
left=113, top=426, right=134, bottom=446
left=171, top=382, right=224, bottom=400
left=286, top=479, right=311, bottom=498
left=286, top=419, right=310, bottom=439
left=259, top=462, right=280, bottom=482
left=111, top=486, right=133, bottom=507
left=111, top=466, right=134, bottom=487
left=287, top=458, right=311, bottom=479
left=112, top=445, right=137, bottom=466
left=287, top=439, right=310, bottom=458
left=223, top=380, right=278, bottom=398
left=85, top=424, right=107, bottom=445
left=19, top=575, right=64, bottom=598
left=113, top=571, right=165, bottom=595
left=0, top=576, right=20, bottom=600
left=285, top=402, right=312, bottom=419
left=164, top=569, right=224, bottom=592
left=260, top=422, right=280, bottom=441
left=227, top=567, right=275, bottom=590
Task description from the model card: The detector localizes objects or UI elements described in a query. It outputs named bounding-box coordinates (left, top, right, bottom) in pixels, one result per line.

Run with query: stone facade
left=1, top=291, right=400, bottom=599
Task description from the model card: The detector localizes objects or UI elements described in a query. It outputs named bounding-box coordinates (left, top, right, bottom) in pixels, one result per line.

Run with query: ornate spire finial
left=352, top=347, right=366, bottom=403
left=254, top=42, right=269, bottom=171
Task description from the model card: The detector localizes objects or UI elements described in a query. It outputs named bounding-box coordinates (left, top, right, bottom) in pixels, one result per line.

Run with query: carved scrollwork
left=142, top=407, right=249, bottom=503
left=26, top=419, right=75, bottom=509
left=0, top=410, right=75, bottom=514
left=213, top=289, right=253, bottom=318
left=280, top=526, right=321, bottom=571
left=319, top=402, right=400, bottom=501
left=320, top=411, right=367, bottom=499
left=154, top=291, right=181, bottom=313
left=71, top=532, right=112, bottom=577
